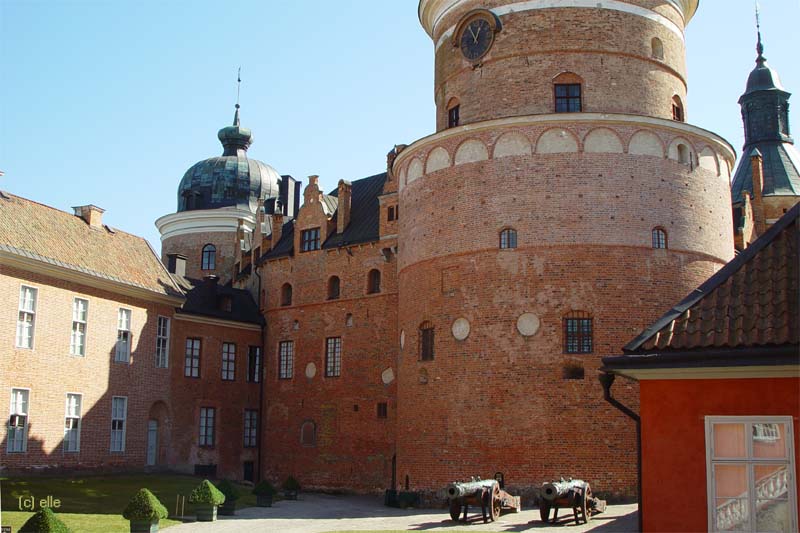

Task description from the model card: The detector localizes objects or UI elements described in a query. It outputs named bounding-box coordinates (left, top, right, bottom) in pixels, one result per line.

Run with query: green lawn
left=0, top=473, right=255, bottom=532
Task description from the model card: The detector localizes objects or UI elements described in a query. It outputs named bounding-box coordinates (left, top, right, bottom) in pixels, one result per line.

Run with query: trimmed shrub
left=19, top=508, right=72, bottom=533
left=282, top=476, right=301, bottom=491
left=215, top=480, right=240, bottom=502
left=252, top=480, right=277, bottom=496
left=188, top=479, right=226, bottom=505
left=122, top=488, right=169, bottom=521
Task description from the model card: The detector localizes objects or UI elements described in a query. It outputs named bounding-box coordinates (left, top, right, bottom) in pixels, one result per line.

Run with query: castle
left=2, top=0, right=797, bottom=504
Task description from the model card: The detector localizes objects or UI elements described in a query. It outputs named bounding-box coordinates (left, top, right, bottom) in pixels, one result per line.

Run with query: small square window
left=555, top=84, right=582, bottom=113
left=563, top=313, right=593, bottom=354
left=377, top=402, right=388, bottom=419
left=301, top=228, right=321, bottom=252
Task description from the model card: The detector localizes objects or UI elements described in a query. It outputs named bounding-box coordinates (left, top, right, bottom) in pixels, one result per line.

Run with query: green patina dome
left=177, top=105, right=281, bottom=213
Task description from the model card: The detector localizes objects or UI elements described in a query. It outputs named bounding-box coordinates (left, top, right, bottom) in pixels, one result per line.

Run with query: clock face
left=459, top=17, right=494, bottom=61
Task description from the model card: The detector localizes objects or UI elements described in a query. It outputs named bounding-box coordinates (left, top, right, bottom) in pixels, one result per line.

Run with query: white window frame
left=7, top=387, right=30, bottom=453
left=243, top=409, right=258, bottom=448
left=221, top=342, right=236, bottom=381
left=110, top=396, right=127, bottom=452
left=16, top=285, right=37, bottom=349
left=64, top=393, right=82, bottom=453
left=705, top=415, right=797, bottom=533
left=278, top=341, right=293, bottom=379
left=155, top=316, right=170, bottom=368
left=115, top=308, right=132, bottom=363
left=199, top=407, right=215, bottom=447
left=184, top=338, right=200, bottom=377
left=70, top=298, right=88, bottom=356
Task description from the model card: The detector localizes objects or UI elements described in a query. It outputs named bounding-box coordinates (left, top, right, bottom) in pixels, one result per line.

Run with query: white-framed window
left=222, top=343, right=236, bottom=381
left=7, top=388, right=30, bottom=453
left=279, top=341, right=293, bottom=379
left=64, top=393, right=82, bottom=452
left=16, top=285, right=37, bottom=349
left=110, top=396, right=127, bottom=452
left=155, top=316, right=170, bottom=368
left=244, top=409, right=258, bottom=448
left=199, top=407, right=215, bottom=447
left=325, top=337, right=341, bottom=377
left=706, top=416, right=797, bottom=533
left=115, top=308, right=132, bottom=363
left=184, top=338, right=200, bottom=378
left=70, top=298, right=88, bottom=356
left=247, top=346, right=261, bottom=383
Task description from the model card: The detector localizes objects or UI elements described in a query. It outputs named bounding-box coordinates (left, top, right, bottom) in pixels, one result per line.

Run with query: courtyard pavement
left=166, top=493, right=638, bottom=532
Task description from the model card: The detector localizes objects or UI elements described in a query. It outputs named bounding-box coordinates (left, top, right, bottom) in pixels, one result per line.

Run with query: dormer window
left=301, top=228, right=320, bottom=252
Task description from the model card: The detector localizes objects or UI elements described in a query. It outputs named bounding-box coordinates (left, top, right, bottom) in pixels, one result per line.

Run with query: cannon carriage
left=539, top=478, right=606, bottom=525
left=445, top=477, right=520, bottom=523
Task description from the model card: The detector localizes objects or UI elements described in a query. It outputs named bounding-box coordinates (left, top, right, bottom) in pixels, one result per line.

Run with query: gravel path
left=166, top=493, right=638, bottom=532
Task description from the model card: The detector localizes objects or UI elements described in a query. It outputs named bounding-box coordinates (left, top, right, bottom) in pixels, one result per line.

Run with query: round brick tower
left=394, top=0, right=735, bottom=499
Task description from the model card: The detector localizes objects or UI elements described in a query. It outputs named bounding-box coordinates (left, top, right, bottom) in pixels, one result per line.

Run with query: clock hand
left=468, top=23, right=478, bottom=43
left=473, top=24, right=481, bottom=43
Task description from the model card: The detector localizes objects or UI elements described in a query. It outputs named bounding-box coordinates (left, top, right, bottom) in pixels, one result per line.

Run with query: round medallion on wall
left=517, top=313, right=541, bottom=337
left=305, top=362, right=317, bottom=379
left=451, top=317, right=471, bottom=341
left=381, top=367, right=395, bottom=385
left=453, top=9, right=502, bottom=63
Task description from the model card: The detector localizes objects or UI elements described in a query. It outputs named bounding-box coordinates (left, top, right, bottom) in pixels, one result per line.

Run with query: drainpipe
left=255, top=263, right=265, bottom=484
left=598, top=372, right=642, bottom=533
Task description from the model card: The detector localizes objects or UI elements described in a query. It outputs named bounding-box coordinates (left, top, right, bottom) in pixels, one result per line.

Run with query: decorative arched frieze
left=536, top=128, right=579, bottom=154
left=492, top=131, right=532, bottom=158
left=454, top=139, right=489, bottom=165
left=407, top=158, right=424, bottom=184
left=426, top=146, right=451, bottom=173
left=628, top=130, right=665, bottom=158
left=583, top=128, right=624, bottom=153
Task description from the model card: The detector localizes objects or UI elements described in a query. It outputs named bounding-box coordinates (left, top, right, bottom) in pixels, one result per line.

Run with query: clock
left=454, top=10, right=501, bottom=63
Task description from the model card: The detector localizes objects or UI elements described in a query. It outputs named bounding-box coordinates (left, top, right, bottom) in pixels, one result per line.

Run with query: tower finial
left=755, top=2, right=765, bottom=61
left=233, top=67, right=242, bottom=126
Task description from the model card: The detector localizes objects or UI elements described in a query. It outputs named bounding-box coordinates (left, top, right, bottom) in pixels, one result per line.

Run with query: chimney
left=166, top=253, right=187, bottom=277
left=270, top=212, right=284, bottom=249
left=337, top=179, right=352, bottom=233
left=750, top=148, right=766, bottom=235
left=72, top=204, right=105, bottom=228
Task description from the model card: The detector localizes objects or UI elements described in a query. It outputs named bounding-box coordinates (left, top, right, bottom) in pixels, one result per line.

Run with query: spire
left=218, top=67, right=252, bottom=156
left=755, top=2, right=765, bottom=62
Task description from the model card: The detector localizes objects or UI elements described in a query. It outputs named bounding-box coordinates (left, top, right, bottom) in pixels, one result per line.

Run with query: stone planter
left=256, top=494, right=273, bottom=507
left=129, top=519, right=160, bottom=533
left=195, top=504, right=218, bottom=522
left=218, top=500, right=237, bottom=516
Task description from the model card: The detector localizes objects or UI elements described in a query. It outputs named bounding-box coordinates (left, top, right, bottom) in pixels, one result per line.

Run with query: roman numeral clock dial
left=455, top=11, right=501, bottom=63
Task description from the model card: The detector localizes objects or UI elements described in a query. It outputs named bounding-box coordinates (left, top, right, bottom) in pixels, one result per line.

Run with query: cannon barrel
left=446, top=479, right=497, bottom=499
left=541, top=479, right=587, bottom=501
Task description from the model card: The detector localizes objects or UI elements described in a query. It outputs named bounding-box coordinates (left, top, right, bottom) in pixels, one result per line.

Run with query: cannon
left=539, top=478, right=606, bottom=525
left=445, top=477, right=520, bottom=523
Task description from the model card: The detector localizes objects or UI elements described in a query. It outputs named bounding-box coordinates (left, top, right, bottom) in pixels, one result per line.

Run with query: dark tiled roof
left=0, top=192, right=182, bottom=297
left=174, top=276, right=263, bottom=325
left=731, top=142, right=800, bottom=203
left=324, top=172, right=387, bottom=249
left=260, top=220, right=295, bottom=260
left=622, top=202, right=799, bottom=354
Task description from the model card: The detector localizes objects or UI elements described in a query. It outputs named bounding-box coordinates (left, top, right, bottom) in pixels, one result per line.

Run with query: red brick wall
left=162, top=230, right=237, bottom=282
left=0, top=265, right=173, bottom=473
left=168, top=317, right=262, bottom=481
left=639, top=378, right=800, bottom=532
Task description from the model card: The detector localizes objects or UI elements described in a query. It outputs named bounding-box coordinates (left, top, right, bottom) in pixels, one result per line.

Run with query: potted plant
left=215, top=480, right=240, bottom=516
left=252, top=480, right=278, bottom=507
left=282, top=475, right=301, bottom=500
left=122, top=488, right=169, bottom=532
left=19, top=507, right=72, bottom=533
left=188, top=479, right=226, bottom=522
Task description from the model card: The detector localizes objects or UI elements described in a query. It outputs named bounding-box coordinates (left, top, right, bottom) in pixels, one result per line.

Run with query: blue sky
left=1, top=1, right=798, bottom=251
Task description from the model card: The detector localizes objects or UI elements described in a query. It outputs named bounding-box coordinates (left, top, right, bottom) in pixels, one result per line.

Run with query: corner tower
left=156, top=106, right=282, bottom=281
left=394, top=0, right=735, bottom=498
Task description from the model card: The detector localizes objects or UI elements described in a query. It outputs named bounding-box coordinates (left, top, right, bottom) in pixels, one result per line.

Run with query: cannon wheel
left=490, top=484, right=501, bottom=522
left=448, top=500, right=461, bottom=521
left=539, top=501, right=551, bottom=523
left=579, top=484, right=592, bottom=524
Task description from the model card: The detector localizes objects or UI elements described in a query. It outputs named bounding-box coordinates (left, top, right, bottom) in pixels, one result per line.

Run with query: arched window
left=280, top=283, right=293, bottom=307
left=553, top=72, right=583, bottom=113
left=419, top=321, right=435, bottom=361
left=300, top=420, right=316, bottom=447
left=328, top=276, right=341, bottom=300
left=367, top=269, right=381, bottom=294
left=499, top=228, right=517, bottom=249
left=447, top=97, right=460, bottom=128
left=672, top=95, right=684, bottom=122
left=651, top=37, right=664, bottom=60
left=677, top=143, right=690, bottom=165
left=562, top=311, right=593, bottom=354
left=652, top=227, right=668, bottom=249
left=201, top=244, right=216, bottom=270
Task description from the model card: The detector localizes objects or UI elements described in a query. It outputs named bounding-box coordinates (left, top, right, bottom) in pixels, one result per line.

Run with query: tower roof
left=177, top=105, right=281, bottom=214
